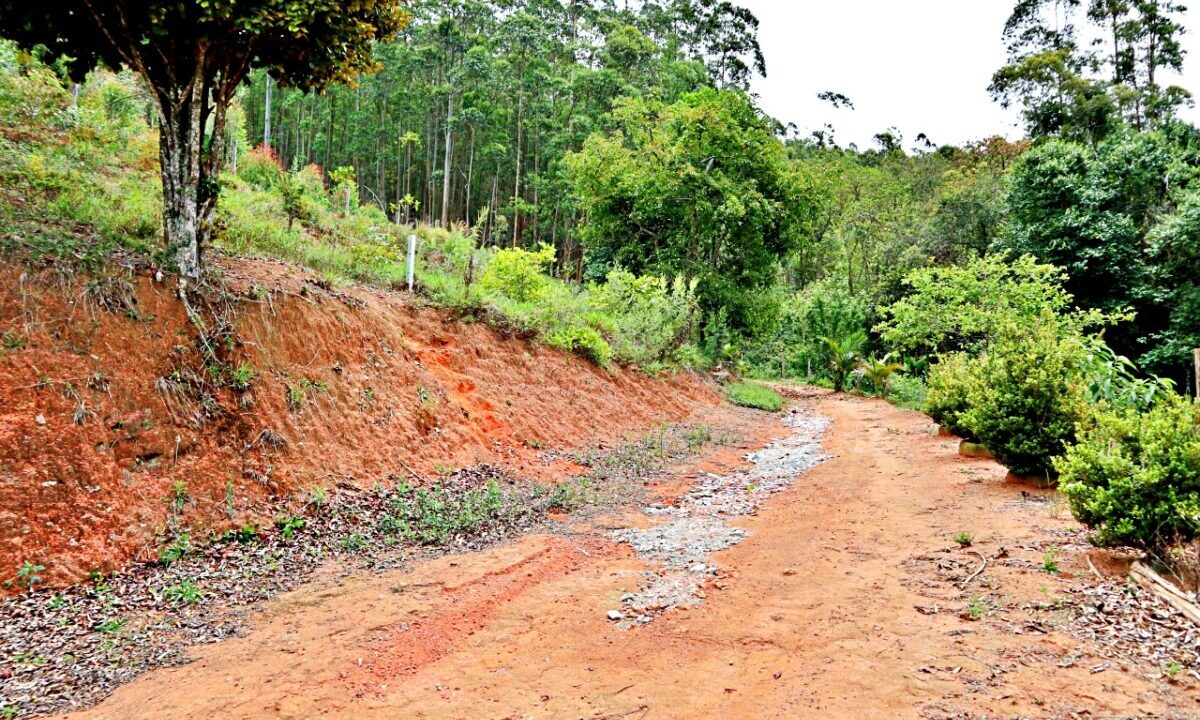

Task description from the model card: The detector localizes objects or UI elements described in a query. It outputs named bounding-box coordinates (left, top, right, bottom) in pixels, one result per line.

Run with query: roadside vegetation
left=0, top=0, right=1199, bottom=607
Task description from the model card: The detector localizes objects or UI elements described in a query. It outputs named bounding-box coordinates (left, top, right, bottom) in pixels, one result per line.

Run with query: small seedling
left=164, top=580, right=202, bottom=605
left=965, top=596, right=987, bottom=620
left=228, top=363, right=254, bottom=392
left=47, top=595, right=66, bottom=611
left=953, top=532, right=974, bottom=548
left=1166, top=661, right=1183, bottom=680
left=307, top=486, right=329, bottom=507
left=170, top=480, right=188, bottom=513
left=159, top=533, right=191, bottom=565
left=96, top=617, right=124, bottom=633
left=339, top=533, right=368, bottom=553
left=16, top=561, right=44, bottom=592
left=1041, top=546, right=1060, bottom=574
left=277, top=516, right=306, bottom=541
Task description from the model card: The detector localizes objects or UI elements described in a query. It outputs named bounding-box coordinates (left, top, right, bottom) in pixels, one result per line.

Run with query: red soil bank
left=0, top=256, right=718, bottom=586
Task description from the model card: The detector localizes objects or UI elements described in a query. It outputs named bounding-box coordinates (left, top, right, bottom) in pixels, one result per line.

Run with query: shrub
left=819, top=332, right=866, bottom=392
left=479, top=243, right=555, bottom=303
left=963, top=321, right=1089, bottom=477
left=590, top=269, right=698, bottom=365
left=237, top=145, right=284, bottom=189
left=925, top=353, right=982, bottom=439
left=726, top=382, right=784, bottom=411
left=546, top=326, right=613, bottom=367
left=1057, top=392, right=1200, bottom=552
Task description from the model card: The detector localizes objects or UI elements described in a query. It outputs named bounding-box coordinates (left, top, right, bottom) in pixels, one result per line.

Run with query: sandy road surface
left=65, top=390, right=1200, bottom=719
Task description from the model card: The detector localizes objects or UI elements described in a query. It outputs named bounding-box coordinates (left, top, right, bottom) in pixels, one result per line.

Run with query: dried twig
left=960, top=551, right=987, bottom=589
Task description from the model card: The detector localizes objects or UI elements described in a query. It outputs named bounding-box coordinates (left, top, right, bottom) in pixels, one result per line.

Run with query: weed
left=685, top=425, right=712, bottom=450
left=1166, top=661, right=1183, bottom=680
left=965, top=596, right=987, bottom=620
left=158, top=533, right=190, bottom=565
left=95, top=617, right=124, bottom=633
left=277, top=516, right=306, bottom=541
left=1, top=331, right=25, bottom=351
left=339, top=533, right=369, bottom=553
left=726, top=382, right=784, bottom=411
left=16, top=561, right=44, bottom=592
left=170, top=480, right=188, bottom=513
left=2, top=705, right=16, bottom=719
left=307, top=486, right=329, bottom=508
left=953, top=532, right=974, bottom=548
left=47, top=595, right=66, bottom=610
left=164, top=580, right=202, bottom=605
left=228, top=363, right=254, bottom=392
left=224, top=481, right=236, bottom=517
left=1041, top=546, right=1060, bottom=574
left=287, top=378, right=326, bottom=411
left=657, top=421, right=668, bottom=457
left=221, top=524, right=259, bottom=544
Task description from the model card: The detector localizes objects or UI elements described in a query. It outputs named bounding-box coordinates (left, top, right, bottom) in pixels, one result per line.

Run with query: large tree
left=0, top=1, right=409, bottom=281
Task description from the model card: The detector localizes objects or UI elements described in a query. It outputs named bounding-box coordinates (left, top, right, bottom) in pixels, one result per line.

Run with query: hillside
left=0, top=255, right=717, bottom=586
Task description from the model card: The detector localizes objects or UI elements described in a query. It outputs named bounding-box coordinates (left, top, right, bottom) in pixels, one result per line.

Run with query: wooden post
left=1194, top=348, right=1199, bottom=398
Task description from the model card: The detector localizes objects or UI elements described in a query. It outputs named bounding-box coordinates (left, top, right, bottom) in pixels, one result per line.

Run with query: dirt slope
left=61, top=391, right=1200, bottom=719
left=0, top=255, right=717, bottom=586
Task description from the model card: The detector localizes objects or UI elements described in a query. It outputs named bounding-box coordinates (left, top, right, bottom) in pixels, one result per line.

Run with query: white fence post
left=407, top=234, right=417, bottom=292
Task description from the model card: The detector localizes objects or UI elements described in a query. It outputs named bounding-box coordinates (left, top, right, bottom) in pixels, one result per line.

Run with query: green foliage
left=744, top=276, right=870, bottom=381
left=725, top=382, right=784, bottom=412
left=276, top=516, right=306, bottom=542
left=479, top=243, right=555, bottom=303
left=819, top=332, right=866, bottom=393
left=590, top=270, right=698, bottom=365
left=962, top=321, right=1090, bottom=477
left=925, top=353, right=983, bottom=440
left=238, top=145, right=285, bottom=189
left=953, top=532, right=974, bottom=548
left=164, top=580, right=202, bottom=605
left=858, top=354, right=903, bottom=396
left=1058, top=392, right=1200, bottom=552
left=877, top=254, right=1096, bottom=356
left=16, top=561, right=44, bottom=592
left=158, top=533, right=191, bottom=566
left=1041, top=547, right=1060, bottom=574
left=568, top=88, right=813, bottom=331
left=1004, top=129, right=1200, bottom=378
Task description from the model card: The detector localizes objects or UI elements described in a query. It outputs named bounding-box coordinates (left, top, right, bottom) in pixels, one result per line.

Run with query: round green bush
left=1058, top=393, right=1200, bottom=551
left=963, top=322, right=1089, bottom=477
left=925, top=353, right=981, bottom=440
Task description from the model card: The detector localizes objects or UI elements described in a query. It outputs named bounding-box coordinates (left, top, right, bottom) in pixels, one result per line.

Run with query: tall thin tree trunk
left=263, top=75, right=272, bottom=149
left=441, top=91, right=454, bottom=228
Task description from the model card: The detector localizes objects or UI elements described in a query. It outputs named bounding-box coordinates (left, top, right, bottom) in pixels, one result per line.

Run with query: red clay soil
left=0, top=255, right=717, bottom=586
left=61, top=391, right=1200, bottom=720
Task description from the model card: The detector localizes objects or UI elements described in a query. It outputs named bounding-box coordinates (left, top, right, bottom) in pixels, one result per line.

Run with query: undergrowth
left=0, top=53, right=707, bottom=371
left=725, top=382, right=784, bottom=411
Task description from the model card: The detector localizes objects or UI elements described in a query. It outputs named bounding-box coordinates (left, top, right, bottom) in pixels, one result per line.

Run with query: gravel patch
left=611, top=409, right=829, bottom=623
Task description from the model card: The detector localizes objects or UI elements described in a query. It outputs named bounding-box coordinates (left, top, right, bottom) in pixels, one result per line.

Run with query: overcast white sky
left=739, top=0, right=1200, bottom=149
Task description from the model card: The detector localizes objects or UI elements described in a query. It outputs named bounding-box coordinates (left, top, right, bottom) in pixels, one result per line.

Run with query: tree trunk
left=263, top=74, right=272, bottom=149
left=441, top=91, right=454, bottom=228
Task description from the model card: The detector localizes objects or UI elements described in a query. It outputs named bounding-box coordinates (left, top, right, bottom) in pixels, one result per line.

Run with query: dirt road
left=64, top=391, right=1200, bottom=719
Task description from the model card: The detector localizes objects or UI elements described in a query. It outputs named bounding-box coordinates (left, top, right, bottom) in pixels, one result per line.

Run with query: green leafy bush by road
left=963, top=320, right=1090, bottom=477
left=1058, top=393, right=1200, bottom=552
left=924, top=353, right=982, bottom=440
left=726, top=382, right=784, bottom=412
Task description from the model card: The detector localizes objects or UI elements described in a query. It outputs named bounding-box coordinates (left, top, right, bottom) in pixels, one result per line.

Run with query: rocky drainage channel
left=609, top=409, right=830, bottom=627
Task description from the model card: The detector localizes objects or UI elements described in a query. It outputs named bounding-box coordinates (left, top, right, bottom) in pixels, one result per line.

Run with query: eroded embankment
left=0, top=255, right=718, bottom=585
